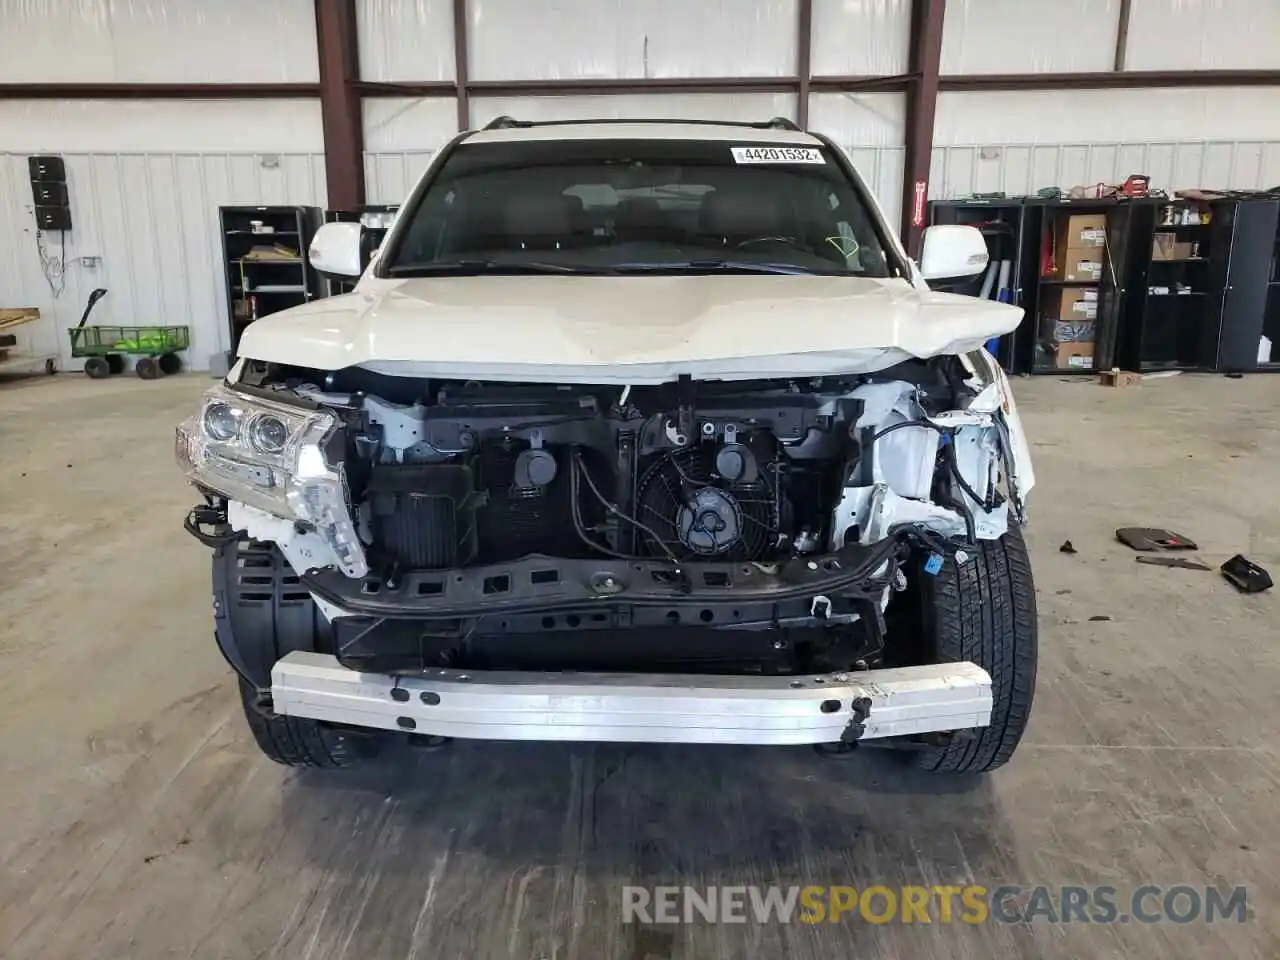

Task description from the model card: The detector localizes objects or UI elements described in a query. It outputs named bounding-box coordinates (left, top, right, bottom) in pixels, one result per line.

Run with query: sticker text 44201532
left=731, top=146, right=825, bottom=165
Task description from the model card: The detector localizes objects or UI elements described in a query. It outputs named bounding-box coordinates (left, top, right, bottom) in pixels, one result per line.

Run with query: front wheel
left=239, top=680, right=376, bottom=768
left=916, top=526, right=1038, bottom=774
left=215, top=541, right=382, bottom=768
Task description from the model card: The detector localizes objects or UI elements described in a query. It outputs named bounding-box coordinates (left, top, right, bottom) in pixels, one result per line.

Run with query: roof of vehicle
left=465, top=119, right=822, bottom=146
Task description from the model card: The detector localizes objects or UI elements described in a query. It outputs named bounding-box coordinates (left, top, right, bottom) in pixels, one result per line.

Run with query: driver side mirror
left=918, top=225, right=990, bottom=280
left=309, top=221, right=365, bottom=280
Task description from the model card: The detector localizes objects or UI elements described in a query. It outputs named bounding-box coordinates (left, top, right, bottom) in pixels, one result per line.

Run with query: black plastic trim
left=301, top=538, right=901, bottom=620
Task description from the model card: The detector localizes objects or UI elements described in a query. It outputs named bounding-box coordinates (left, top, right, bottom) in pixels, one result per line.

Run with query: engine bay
left=236, top=357, right=995, bottom=581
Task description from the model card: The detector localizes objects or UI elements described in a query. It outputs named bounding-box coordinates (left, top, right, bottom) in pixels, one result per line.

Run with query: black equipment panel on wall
left=28, top=155, right=65, bottom=181
left=28, top=154, right=71, bottom=231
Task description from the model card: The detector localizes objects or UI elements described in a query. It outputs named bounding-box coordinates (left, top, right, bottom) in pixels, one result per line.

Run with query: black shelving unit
left=1118, top=199, right=1219, bottom=371
left=928, top=199, right=1035, bottom=371
left=323, top=205, right=399, bottom=295
left=1024, top=198, right=1134, bottom=376
left=219, top=205, right=322, bottom=355
left=1210, top=196, right=1280, bottom=371
left=1266, top=204, right=1280, bottom=369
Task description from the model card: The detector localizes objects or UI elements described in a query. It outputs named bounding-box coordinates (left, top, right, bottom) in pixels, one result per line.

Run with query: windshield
left=382, top=138, right=894, bottom=278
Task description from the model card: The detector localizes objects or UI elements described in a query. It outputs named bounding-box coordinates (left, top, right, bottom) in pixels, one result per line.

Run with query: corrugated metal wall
left=0, top=100, right=325, bottom=371
left=0, top=0, right=319, bottom=83
left=931, top=87, right=1280, bottom=199
left=356, top=0, right=909, bottom=220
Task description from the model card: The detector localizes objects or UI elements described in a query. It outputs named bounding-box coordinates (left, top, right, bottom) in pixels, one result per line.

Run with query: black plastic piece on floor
left=1136, top=555, right=1212, bottom=571
left=1059, top=540, right=1077, bottom=554
left=1220, top=555, right=1273, bottom=593
left=1116, top=527, right=1198, bottom=551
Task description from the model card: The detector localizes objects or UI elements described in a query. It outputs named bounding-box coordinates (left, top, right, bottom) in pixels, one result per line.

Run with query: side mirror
left=919, top=224, right=990, bottom=280
left=309, top=221, right=364, bottom=279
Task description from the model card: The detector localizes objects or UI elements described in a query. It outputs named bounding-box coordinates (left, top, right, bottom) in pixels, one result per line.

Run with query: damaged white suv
left=177, top=118, right=1036, bottom=773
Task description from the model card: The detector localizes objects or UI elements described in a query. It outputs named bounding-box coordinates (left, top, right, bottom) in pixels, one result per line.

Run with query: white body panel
left=237, top=274, right=1022, bottom=384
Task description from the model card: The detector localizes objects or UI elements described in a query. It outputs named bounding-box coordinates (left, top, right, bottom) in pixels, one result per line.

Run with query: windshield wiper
left=387, top=259, right=584, bottom=277
left=608, top=260, right=819, bottom=276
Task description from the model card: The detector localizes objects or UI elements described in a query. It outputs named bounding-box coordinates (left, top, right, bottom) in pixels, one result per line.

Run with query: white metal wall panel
left=468, top=0, right=799, bottom=80
left=0, top=102, right=325, bottom=372
left=939, top=0, right=1122, bottom=74
left=931, top=139, right=1280, bottom=199
left=363, top=98, right=462, bottom=205
left=809, top=92, right=906, bottom=228
left=1126, top=0, right=1280, bottom=71
left=0, top=0, right=318, bottom=83
left=364, top=98, right=459, bottom=151
left=356, top=0, right=456, bottom=81
left=470, top=92, right=799, bottom=127
left=810, top=0, right=911, bottom=76
left=931, top=89, right=1280, bottom=199
left=934, top=88, right=1280, bottom=145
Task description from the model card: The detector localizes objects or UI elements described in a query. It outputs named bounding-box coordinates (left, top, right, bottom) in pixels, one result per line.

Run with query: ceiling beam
left=314, top=0, right=365, bottom=209
left=900, top=0, right=946, bottom=257
left=0, top=83, right=320, bottom=99
left=939, top=69, right=1280, bottom=91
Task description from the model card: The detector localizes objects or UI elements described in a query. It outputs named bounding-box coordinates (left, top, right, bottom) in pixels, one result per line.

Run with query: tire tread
left=917, top=527, right=1037, bottom=774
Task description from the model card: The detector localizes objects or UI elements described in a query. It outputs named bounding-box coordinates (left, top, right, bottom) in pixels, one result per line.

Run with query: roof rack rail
left=478, top=117, right=805, bottom=132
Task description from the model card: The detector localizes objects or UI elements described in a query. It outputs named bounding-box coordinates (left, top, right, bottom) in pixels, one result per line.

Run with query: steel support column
left=453, top=0, right=471, bottom=130
left=315, top=0, right=365, bottom=209
left=796, top=0, right=813, bottom=129
left=900, top=0, right=945, bottom=257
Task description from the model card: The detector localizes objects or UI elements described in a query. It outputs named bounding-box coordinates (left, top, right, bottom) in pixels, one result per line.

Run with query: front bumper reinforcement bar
left=271, top=652, right=992, bottom=745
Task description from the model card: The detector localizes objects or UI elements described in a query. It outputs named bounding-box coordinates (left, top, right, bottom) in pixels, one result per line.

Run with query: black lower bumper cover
left=213, top=536, right=904, bottom=688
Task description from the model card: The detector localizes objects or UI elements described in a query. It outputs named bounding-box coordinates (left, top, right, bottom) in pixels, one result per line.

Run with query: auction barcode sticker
left=731, top=146, right=825, bottom=164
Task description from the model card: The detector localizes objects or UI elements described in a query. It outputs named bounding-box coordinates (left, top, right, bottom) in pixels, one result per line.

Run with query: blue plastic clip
left=924, top=553, right=944, bottom=576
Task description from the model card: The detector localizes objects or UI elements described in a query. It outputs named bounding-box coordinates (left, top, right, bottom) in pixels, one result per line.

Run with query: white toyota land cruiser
left=177, top=117, right=1036, bottom=774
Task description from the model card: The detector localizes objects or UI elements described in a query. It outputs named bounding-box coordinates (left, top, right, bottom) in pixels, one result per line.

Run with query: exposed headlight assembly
left=176, top=385, right=368, bottom=577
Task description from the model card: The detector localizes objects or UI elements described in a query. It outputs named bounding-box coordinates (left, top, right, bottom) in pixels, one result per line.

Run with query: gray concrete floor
left=1, top=371, right=1278, bottom=959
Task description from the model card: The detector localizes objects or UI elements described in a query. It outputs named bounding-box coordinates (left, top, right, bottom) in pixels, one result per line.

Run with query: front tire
left=238, top=679, right=374, bottom=768
left=916, top=526, right=1038, bottom=774
left=215, top=541, right=381, bottom=768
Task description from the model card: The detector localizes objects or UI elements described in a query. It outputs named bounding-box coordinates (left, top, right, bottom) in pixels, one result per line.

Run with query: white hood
left=237, top=275, right=1022, bottom=384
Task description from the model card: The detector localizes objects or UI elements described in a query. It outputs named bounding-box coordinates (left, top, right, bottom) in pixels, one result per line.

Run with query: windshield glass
left=383, top=138, right=893, bottom=277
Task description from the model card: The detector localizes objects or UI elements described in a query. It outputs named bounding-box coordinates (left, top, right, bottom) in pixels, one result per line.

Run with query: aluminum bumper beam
left=271, top=652, right=992, bottom=746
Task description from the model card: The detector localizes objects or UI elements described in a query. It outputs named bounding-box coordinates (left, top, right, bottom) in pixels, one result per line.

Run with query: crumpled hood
left=237, top=274, right=1022, bottom=384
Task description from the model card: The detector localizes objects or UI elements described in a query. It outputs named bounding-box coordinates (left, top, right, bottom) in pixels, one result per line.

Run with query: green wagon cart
left=69, top=324, right=190, bottom=379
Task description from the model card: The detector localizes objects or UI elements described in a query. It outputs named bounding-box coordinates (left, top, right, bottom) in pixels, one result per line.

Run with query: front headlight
left=176, top=384, right=367, bottom=577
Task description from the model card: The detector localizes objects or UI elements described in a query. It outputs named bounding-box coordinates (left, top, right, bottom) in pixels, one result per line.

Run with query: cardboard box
left=1056, top=213, right=1107, bottom=251
left=1152, top=234, right=1196, bottom=261
left=1054, top=341, right=1094, bottom=370
left=1050, top=248, right=1105, bottom=281
left=1044, top=286, right=1098, bottom=321
left=1099, top=369, right=1142, bottom=388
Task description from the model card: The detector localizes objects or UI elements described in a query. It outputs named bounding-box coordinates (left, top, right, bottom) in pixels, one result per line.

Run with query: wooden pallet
left=0, top=308, right=40, bottom=332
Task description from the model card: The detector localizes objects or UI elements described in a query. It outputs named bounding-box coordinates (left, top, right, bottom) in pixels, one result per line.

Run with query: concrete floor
left=1, top=371, right=1278, bottom=959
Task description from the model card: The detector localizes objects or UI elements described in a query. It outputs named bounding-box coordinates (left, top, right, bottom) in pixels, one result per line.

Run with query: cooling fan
left=635, top=447, right=778, bottom=561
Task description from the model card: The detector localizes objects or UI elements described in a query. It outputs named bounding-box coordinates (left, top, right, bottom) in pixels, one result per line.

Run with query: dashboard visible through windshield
left=381, top=138, right=894, bottom=278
